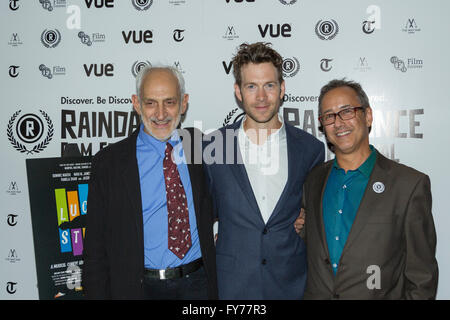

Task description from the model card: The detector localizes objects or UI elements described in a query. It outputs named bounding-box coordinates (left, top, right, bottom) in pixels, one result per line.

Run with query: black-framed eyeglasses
left=318, top=105, right=365, bottom=126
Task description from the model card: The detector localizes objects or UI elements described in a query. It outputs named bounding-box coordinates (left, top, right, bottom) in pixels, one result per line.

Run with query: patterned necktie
left=163, top=142, right=192, bottom=259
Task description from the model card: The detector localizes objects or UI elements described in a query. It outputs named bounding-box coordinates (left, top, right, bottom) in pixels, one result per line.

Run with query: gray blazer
left=302, top=149, right=438, bottom=299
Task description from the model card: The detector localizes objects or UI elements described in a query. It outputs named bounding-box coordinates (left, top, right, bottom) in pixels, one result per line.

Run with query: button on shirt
left=136, top=124, right=201, bottom=269
left=322, top=145, right=376, bottom=275
left=238, top=115, right=288, bottom=224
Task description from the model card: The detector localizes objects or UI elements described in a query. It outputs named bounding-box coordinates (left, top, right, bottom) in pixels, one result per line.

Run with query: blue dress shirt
left=322, top=145, right=376, bottom=275
left=136, top=124, right=201, bottom=269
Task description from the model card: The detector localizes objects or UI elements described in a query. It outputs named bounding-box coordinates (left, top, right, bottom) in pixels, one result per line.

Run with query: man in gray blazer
left=297, top=79, right=438, bottom=299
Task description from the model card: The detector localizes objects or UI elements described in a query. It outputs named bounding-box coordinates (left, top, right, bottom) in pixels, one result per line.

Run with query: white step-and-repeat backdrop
left=1, top=0, right=449, bottom=299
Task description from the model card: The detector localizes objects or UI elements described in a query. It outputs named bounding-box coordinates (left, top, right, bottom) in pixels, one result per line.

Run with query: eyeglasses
left=318, top=105, right=365, bottom=126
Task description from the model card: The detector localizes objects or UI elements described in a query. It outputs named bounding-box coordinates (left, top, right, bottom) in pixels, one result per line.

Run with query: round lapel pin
left=372, top=182, right=385, bottom=193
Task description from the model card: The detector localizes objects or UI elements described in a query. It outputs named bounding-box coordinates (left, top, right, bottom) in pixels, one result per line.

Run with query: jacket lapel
left=121, top=130, right=144, bottom=251
left=316, top=161, right=334, bottom=262
left=266, top=122, right=298, bottom=224
left=340, top=150, right=391, bottom=257
left=180, top=127, right=202, bottom=220
left=225, top=121, right=262, bottom=219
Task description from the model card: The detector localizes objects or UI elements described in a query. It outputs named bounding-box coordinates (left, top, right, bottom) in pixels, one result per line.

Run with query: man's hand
left=294, top=208, right=306, bottom=235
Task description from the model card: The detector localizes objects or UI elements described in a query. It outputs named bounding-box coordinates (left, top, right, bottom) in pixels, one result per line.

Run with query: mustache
left=333, top=124, right=351, bottom=132
left=147, top=116, right=174, bottom=124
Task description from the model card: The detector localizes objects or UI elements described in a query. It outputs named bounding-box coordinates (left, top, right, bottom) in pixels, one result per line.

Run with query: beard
left=241, top=98, right=281, bottom=125
left=140, top=112, right=182, bottom=142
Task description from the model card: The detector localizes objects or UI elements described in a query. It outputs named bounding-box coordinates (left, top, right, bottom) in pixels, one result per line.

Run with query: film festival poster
left=26, top=156, right=92, bottom=300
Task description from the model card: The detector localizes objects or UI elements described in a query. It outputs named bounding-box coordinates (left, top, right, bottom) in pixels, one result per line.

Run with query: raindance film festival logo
left=132, top=60, right=151, bottom=77
left=315, top=19, right=339, bottom=40
left=282, top=57, right=300, bottom=77
left=41, top=29, right=61, bottom=48
left=132, top=0, right=153, bottom=10
left=7, top=110, right=54, bottom=154
left=223, top=108, right=245, bottom=127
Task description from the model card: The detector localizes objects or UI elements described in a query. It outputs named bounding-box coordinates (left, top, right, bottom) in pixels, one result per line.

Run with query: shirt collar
left=239, top=114, right=286, bottom=147
left=138, top=123, right=181, bottom=156
left=333, top=145, right=376, bottom=178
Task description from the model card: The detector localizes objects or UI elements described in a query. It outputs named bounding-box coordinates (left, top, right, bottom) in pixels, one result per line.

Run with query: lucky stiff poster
left=26, top=156, right=92, bottom=300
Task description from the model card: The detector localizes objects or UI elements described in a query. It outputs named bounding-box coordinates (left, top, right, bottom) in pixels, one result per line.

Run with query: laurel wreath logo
left=41, top=29, right=61, bottom=48
left=223, top=108, right=246, bottom=127
left=282, top=57, right=300, bottom=78
left=315, top=19, right=339, bottom=40
left=279, top=0, right=297, bottom=4
left=132, top=0, right=153, bottom=11
left=7, top=110, right=54, bottom=155
left=131, top=60, right=151, bottom=78
left=223, top=108, right=238, bottom=127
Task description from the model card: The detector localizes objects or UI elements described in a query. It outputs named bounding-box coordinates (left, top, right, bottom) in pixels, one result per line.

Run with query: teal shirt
left=322, top=145, right=376, bottom=275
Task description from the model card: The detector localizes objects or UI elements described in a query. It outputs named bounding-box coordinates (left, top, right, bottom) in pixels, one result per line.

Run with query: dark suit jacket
left=204, top=120, right=324, bottom=299
left=303, top=149, right=438, bottom=299
left=83, top=127, right=218, bottom=299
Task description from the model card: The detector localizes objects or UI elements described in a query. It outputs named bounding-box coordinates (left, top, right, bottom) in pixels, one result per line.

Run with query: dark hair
left=232, top=42, right=283, bottom=87
left=318, top=78, right=371, bottom=133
